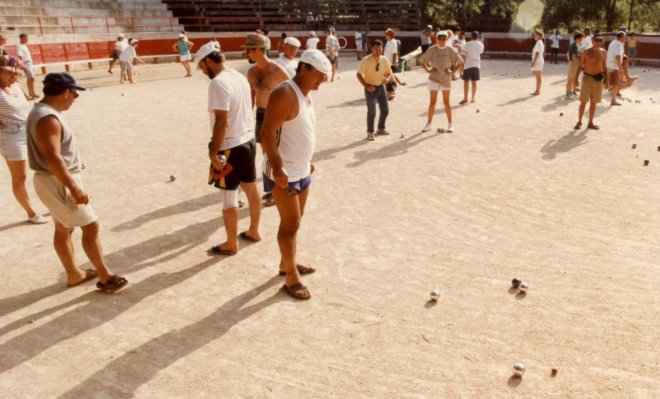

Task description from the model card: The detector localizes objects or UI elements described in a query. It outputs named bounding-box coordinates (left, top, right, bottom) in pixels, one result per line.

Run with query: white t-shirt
left=325, top=35, right=339, bottom=57
left=114, top=40, right=129, bottom=53
left=276, top=55, right=298, bottom=78
left=606, top=40, right=624, bottom=70
left=208, top=68, right=253, bottom=150
left=306, top=37, right=319, bottom=49
left=532, top=40, right=545, bottom=70
left=119, top=45, right=136, bottom=62
left=461, top=40, right=484, bottom=70
left=384, top=39, right=398, bottom=64
left=16, top=43, right=32, bottom=63
left=549, top=34, right=561, bottom=48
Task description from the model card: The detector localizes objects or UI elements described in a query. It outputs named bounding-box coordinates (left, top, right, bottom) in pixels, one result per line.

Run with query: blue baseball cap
left=43, top=72, right=86, bottom=95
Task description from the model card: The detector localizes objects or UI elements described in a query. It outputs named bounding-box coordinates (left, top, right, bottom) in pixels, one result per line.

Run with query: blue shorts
left=263, top=174, right=312, bottom=196
left=628, top=48, right=637, bottom=57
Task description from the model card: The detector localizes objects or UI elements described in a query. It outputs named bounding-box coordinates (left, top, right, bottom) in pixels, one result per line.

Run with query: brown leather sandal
left=278, top=264, right=316, bottom=276
left=282, top=283, right=311, bottom=300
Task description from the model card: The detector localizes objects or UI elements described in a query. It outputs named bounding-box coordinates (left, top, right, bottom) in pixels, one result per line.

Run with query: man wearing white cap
left=306, top=31, right=319, bottom=49
left=195, top=43, right=262, bottom=255
left=260, top=49, right=331, bottom=300
left=277, top=36, right=301, bottom=78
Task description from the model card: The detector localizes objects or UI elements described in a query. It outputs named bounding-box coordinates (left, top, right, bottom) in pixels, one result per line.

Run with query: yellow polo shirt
left=358, top=55, right=392, bottom=85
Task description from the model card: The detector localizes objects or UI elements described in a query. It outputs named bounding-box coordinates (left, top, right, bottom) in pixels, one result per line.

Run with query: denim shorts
left=263, top=174, right=312, bottom=196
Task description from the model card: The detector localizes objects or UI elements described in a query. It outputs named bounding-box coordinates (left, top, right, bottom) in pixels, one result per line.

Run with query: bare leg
left=587, top=101, right=597, bottom=125
left=442, top=90, right=452, bottom=124
left=183, top=61, right=192, bottom=76
left=53, top=222, right=87, bottom=286
left=577, top=101, right=587, bottom=124
left=238, top=181, right=261, bottom=240
left=27, top=77, right=37, bottom=98
left=461, top=80, right=469, bottom=103
left=80, top=221, right=112, bottom=283
left=5, top=160, right=37, bottom=218
left=271, top=184, right=311, bottom=291
left=471, top=81, right=477, bottom=102
left=427, top=90, right=438, bottom=124
left=216, top=202, right=239, bottom=253
left=533, top=71, right=542, bottom=94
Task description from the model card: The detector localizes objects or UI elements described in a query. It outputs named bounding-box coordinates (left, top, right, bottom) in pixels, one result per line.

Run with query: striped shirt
left=0, top=84, right=29, bottom=126
left=418, top=45, right=462, bottom=87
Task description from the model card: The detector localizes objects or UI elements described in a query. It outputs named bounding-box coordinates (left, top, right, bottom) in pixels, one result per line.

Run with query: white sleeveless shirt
left=262, top=79, right=316, bottom=181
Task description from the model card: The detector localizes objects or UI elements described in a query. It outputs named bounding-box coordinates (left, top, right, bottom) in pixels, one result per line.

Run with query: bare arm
left=209, top=109, right=229, bottom=171
left=260, top=85, right=296, bottom=188
left=35, top=116, right=89, bottom=204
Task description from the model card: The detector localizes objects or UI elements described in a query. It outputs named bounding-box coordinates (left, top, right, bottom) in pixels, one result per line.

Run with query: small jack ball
left=644, top=160, right=650, bottom=166
left=632, top=144, right=637, bottom=149
left=559, top=112, right=563, bottom=117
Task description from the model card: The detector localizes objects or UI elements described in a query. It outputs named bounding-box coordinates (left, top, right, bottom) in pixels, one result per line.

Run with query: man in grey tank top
left=27, top=73, right=127, bottom=293
left=260, top=50, right=331, bottom=300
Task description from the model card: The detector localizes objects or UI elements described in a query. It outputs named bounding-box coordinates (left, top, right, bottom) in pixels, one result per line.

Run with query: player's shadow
left=0, top=220, right=31, bottom=232
left=313, top=139, right=370, bottom=163
left=0, top=255, right=229, bottom=374
left=497, top=95, right=535, bottom=107
left=540, top=130, right=588, bottom=160
left=54, top=276, right=284, bottom=399
left=112, top=192, right=217, bottom=232
left=327, top=97, right=365, bottom=108
left=346, top=131, right=436, bottom=168
left=541, top=94, right=572, bottom=112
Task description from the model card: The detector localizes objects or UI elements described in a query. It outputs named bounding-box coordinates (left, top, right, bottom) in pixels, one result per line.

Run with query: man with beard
left=195, top=43, right=262, bottom=255
left=244, top=33, right=290, bottom=205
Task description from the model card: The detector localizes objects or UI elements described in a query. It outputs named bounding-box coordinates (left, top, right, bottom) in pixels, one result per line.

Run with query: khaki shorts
left=34, top=172, right=98, bottom=228
left=567, top=60, right=579, bottom=82
left=579, top=74, right=603, bottom=103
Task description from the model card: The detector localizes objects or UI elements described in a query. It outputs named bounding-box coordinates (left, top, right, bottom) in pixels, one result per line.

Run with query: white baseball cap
left=284, top=37, right=301, bottom=47
left=194, top=42, right=219, bottom=64
left=118, top=33, right=125, bottom=38
left=299, top=49, right=332, bottom=79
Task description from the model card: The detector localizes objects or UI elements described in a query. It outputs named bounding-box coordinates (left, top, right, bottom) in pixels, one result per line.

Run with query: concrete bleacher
left=0, top=0, right=182, bottom=35
left=162, top=0, right=422, bottom=32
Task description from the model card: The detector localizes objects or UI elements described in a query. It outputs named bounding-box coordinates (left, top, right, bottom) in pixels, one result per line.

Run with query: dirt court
left=1, top=56, right=660, bottom=398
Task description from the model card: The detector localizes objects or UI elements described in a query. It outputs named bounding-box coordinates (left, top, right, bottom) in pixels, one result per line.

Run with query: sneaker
left=446, top=124, right=454, bottom=133
left=366, top=132, right=375, bottom=141
left=376, top=129, right=390, bottom=136
left=421, top=123, right=432, bottom=132
left=28, top=215, right=48, bottom=224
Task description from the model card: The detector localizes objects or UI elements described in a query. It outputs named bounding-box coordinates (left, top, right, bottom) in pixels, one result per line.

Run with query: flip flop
left=282, top=283, right=311, bottom=300
left=587, top=123, right=600, bottom=130
left=67, top=269, right=98, bottom=287
left=574, top=122, right=582, bottom=130
left=96, top=275, right=128, bottom=293
left=208, top=245, right=237, bottom=256
left=459, top=99, right=468, bottom=105
left=239, top=232, right=260, bottom=242
left=279, top=264, right=316, bottom=276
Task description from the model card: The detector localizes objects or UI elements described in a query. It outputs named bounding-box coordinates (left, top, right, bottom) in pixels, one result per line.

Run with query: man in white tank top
left=260, top=49, right=331, bottom=300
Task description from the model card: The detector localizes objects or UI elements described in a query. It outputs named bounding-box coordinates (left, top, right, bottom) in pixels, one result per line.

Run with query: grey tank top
left=27, top=103, right=81, bottom=173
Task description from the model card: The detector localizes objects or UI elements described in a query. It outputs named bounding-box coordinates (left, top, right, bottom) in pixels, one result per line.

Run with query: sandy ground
left=1, top=56, right=660, bottom=398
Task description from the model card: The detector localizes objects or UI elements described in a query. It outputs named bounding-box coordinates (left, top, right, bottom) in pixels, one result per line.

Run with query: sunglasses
left=376, top=63, right=380, bottom=71
left=68, top=89, right=79, bottom=98
left=438, top=37, right=447, bottom=41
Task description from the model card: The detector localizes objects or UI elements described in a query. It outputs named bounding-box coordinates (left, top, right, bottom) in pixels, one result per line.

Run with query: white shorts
left=428, top=80, right=450, bottom=91
left=0, top=123, right=28, bottom=161
left=120, top=61, right=133, bottom=73
left=532, top=59, right=545, bottom=72
left=34, top=172, right=98, bottom=228
left=180, top=54, right=192, bottom=62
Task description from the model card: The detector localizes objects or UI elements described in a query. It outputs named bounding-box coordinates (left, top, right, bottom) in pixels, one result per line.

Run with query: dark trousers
left=365, top=85, right=389, bottom=133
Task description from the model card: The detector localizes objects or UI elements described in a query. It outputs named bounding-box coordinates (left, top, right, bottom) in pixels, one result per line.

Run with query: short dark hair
left=19, top=33, right=28, bottom=38
left=616, top=31, right=626, bottom=38
left=295, top=61, right=314, bottom=74
left=205, top=51, right=225, bottom=64
left=371, top=39, right=383, bottom=47
left=573, top=31, right=584, bottom=40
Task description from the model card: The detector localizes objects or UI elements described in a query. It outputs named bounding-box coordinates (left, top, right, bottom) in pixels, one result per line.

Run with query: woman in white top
left=0, top=56, right=46, bottom=223
left=531, top=29, right=545, bottom=95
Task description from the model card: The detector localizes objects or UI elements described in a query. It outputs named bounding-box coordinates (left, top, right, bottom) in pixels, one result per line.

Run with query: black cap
left=471, top=31, right=479, bottom=39
left=43, top=72, right=86, bottom=95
